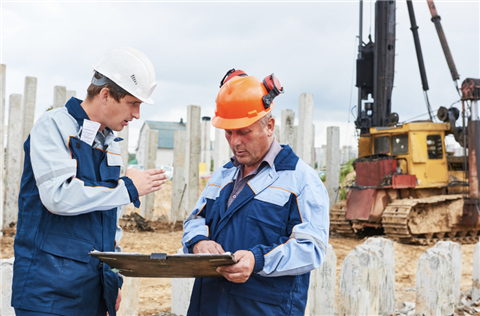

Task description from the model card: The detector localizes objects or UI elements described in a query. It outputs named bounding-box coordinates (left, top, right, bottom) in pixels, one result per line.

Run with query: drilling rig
left=330, top=0, right=480, bottom=245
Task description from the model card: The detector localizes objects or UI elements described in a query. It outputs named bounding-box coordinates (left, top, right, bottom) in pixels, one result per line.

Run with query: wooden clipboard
left=89, top=251, right=236, bottom=278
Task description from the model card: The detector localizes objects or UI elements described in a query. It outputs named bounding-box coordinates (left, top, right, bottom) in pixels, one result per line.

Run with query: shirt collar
left=231, top=138, right=283, bottom=171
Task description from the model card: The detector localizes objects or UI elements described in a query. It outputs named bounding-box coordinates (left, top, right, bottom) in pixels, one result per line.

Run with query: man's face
left=104, top=94, right=142, bottom=131
left=225, top=117, right=275, bottom=172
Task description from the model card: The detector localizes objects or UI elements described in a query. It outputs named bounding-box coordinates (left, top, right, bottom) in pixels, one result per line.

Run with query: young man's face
left=104, top=94, right=142, bottom=131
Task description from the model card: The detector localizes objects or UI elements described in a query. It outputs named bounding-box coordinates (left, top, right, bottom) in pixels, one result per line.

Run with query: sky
left=1, top=0, right=479, bottom=153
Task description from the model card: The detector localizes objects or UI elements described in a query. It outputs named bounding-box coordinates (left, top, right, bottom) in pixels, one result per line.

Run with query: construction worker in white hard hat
left=12, top=47, right=166, bottom=316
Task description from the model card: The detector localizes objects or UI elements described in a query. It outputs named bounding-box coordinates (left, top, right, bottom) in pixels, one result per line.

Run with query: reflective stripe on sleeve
left=292, top=232, right=327, bottom=253
left=36, top=166, right=76, bottom=186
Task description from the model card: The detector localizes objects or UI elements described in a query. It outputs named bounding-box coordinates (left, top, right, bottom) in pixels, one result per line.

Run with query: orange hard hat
left=212, top=69, right=284, bottom=130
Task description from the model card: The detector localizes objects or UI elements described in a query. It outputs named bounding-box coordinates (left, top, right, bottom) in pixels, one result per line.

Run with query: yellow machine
left=330, top=121, right=480, bottom=245
left=330, top=1, right=480, bottom=244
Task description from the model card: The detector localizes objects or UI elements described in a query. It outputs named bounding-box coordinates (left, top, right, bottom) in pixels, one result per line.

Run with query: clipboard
left=89, top=251, right=236, bottom=278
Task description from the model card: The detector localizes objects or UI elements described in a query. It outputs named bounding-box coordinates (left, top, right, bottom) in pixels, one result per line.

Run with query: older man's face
left=225, top=117, right=275, bottom=175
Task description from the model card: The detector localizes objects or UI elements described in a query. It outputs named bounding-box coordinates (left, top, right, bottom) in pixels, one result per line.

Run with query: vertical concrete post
left=281, top=109, right=295, bottom=148
left=171, top=249, right=194, bottom=316
left=326, top=126, right=340, bottom=209
left=53, top=86, right=66, bottom=108
left=0, top=65, right=6, bottom=233
left=296, top=93, right=314, bottom=167
left=1, top=258, right=15, bottom=316
left=364, top=237, right=395, bottom=315
left=338, top=242, right=381, bottom=315
left=214, top=128, right=231, bottom=172
left=117, top=126, right=129, bottom=217
left=117, top=277, right=140, bottom=316
left=21, top=77, right=37, bottom=169
left=293, top=126, right=298, bottom=153
left=65, top=90, right=76, bottom=101
left=22, top=77, right=37, bottom=143
left=274, top=125, right=280, bottom=143
left=4, top=94, right=23, bottom=229
left=472, top=242, right=480, bottom=302
left=141, top=129, right=158, bottom=220
left=308, top=244, right=336, bottom=316
left=185, top=105, right=201, bottom=214
left=172, top=130, right=186, bottom=223
left=415, top=247, right=455, bottom=316
left=311, top=124, right=315, bottom=168
left=434, top=241, right=462, bottom=304
left=117, top=126, right=130, bottom=177
left=171, top=278, right=195, bottom=316
left=200, top=116, right=211, bottom=173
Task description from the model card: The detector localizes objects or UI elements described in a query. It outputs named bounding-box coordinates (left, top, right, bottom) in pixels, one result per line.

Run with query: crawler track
left=330, top=195, right=480, bottom=245
left=382, top=195, right=480, bottom=245
left=329, top=201, right=356, bottom=238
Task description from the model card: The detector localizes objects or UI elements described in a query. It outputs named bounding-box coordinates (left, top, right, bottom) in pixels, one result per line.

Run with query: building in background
left=135, top=119, right=213, bottom=169
left=315, top=146, right=327, bottom=171
left=136, top=119, right=187, bottom=166
left=341, top=145, right=357, bottom=165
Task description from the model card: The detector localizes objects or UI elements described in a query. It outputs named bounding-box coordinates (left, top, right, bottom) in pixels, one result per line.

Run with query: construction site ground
left=1, top=180, right=478, bottom=315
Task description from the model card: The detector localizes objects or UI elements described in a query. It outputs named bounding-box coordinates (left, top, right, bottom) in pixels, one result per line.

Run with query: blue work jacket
left=182, top=145, right=330, bottom=316
left=12, top=98, right=137, bottom=316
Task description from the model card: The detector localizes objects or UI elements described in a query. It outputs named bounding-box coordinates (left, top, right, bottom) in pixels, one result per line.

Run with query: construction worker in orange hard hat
left=182, top=69, right=330, bottom=316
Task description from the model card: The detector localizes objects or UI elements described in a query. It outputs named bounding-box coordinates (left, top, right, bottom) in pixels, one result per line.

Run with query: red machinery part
left=392, top=174, right=417, bottom=189
left=346, top=188, right=389, bottom=222
left=355, top=158, right=397, bottom=187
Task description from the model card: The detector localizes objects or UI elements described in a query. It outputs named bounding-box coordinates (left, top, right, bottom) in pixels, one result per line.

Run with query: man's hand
left=116, top=288, right=122, bottom=311
left=217, top=250, right=255, bottom=283
left=193, top=240, right=225, bottom=254
left=125, top=168, right=167, bottom=196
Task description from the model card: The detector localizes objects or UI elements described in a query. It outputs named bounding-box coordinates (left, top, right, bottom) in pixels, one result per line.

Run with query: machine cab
left=357, top=122, right=450, bottom=188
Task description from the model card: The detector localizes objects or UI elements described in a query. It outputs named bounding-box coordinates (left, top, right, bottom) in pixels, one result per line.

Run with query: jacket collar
left=65, top=97, right=114, bottom=138
left=66, top=97, right=89, bottom=127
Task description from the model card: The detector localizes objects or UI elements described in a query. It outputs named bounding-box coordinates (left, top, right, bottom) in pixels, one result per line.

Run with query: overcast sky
left=2, top=0, right=479, bottom=153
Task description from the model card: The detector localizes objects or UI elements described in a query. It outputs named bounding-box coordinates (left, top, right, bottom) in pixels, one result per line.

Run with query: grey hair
left=258, top=112, right=273, bottom=128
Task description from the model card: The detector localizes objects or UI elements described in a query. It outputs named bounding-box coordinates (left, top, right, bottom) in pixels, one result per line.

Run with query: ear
left=266, top=117, right=275, bottom=137
left=99, top=88, right=110, bottom=105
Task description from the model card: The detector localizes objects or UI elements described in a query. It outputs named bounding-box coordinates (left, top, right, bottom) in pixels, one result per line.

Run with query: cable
left=454, top=80, right=461, bottom=97
left=449, top=99, right=461, bottom=107
left=346, top=36, right=358, bottom=147
left=423, top=91, right=434, bottom=122
left=401, top=112, right=438, bottom=123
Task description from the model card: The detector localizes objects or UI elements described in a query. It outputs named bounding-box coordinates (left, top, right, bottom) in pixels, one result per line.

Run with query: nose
left=132, top=105, right=140, bottom=120
left=230, top=131, right=241, bottom=147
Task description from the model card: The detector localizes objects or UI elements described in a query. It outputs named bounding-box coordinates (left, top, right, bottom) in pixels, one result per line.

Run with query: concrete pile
left=394, top=290, right=480, bottom=316
left=456, top=290, right=480, bottom=316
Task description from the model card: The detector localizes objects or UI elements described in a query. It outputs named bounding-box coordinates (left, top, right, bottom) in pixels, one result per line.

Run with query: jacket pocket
left=227, top=279, right=287, bottom=315
left=32, top=233, right=94, bottom=300
left=254, top=186, right=292, bottom=207
left=203, top=183, right=222, bottom=200
left=246, top=189, right=291, bottom=244
left=106, top=150, right=123, bottom=167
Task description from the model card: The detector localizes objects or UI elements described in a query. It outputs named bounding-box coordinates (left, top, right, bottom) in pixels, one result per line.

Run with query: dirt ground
left=1, top=180, right=478, bottom=315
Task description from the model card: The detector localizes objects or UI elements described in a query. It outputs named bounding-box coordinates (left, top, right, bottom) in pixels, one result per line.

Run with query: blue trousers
left=15, top=295, right=108, bottom=316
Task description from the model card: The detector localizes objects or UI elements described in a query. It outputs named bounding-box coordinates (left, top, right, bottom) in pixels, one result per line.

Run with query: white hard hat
left=92, top=47, right=157, bottom=104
